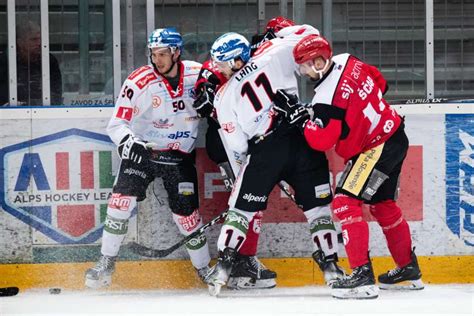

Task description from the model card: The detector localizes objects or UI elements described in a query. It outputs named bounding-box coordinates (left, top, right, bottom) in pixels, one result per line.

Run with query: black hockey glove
left=193, top=82, right=216, bottom=118
left=273, top=89, right=313, bottom=132
left=250, top=29, right=276, bottom=55
left=117, top=134, right=150, bottom=164
left=218, top=161, right=235, bottom=192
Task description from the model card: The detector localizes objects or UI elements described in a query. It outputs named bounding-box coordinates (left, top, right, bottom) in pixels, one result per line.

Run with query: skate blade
left=332, top=284, right=379, bottom=299
left=379, top=279, right=424, bottom=290
left=227, top=277, right=276, bottom=290
left=85, top=275, right=112, bottom=289
left=208, top=283, right=223, bottom=297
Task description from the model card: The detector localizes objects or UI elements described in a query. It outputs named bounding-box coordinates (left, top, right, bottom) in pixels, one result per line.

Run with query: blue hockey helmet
left=210, top=32, right=251, bottom=65
left=147, top=27, right=183, bottom=52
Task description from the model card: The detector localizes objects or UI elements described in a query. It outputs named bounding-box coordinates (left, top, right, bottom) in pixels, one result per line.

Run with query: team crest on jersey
left=0, top=129, right=118, bottom=244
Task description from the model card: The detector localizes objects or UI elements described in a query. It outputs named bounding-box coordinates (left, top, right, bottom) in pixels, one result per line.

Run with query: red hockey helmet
left=265, top=16, right=295, bottom=33
left=293, top=34, right=332, bottom=65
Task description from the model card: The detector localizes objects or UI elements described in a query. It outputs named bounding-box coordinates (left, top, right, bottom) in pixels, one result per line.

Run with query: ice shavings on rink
left=1, top=284, right=472, bottom=316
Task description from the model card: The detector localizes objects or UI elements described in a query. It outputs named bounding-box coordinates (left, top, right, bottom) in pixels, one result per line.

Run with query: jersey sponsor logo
left=340, top=80, right=354, bottom=100
left=152, top=96, right=162, bottom=108
left=350, top=60, right=363, bottom=80
left=177, top=209, right=201, bottom=232
left=168, top=131, right=191, bottom=139
left=124, top=167, right=147, bottom=179
left=136, top=73, right=158, bottom=89
left=108, top=193, right=132, bottom=211
left=0, top=129, right=117, bottom=244
left=116, top=106, right=133, bottom=121
left=178, top=182, right=195, bottom=196
left=333, top=204, right=349, bottom=214
left=242, top=193, right=268, bottom=203
left=153, top=118, right=174, bottom=129
left=222, top=122, right=235, bottom=133
left=446, top=114, right=474, bottom=246
left=128, top=65, right=151, bottom=80
left=185, top=116, right=199, bottom=122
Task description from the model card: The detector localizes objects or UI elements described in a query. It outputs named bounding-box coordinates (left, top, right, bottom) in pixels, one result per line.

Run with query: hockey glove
left=117, top=134, right=150, bottom=164
left=218, top=161, right=235, bottom=192
left=273, top=89, right=313, bottom=132
left=193, top=82, right=216, bottom=118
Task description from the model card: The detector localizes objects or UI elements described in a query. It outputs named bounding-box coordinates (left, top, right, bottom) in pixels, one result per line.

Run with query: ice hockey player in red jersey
left=85, top=28, right=212, bottom=289
left=273, top=34, right=424, bottom=299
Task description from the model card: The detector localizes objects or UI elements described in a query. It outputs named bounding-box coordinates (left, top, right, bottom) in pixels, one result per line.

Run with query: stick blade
left=128, top=242, right=173, bottom=258
left=0, top=287, right=19, bottom=297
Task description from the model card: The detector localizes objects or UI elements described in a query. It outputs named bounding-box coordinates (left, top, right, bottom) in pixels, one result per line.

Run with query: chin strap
left=312, top=59, right=331, bottom=80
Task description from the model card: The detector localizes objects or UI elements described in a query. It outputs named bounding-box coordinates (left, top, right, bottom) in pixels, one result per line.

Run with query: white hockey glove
left=273, top=89, right=314, bottom=132
left=117, top=134, right=150, bottom=164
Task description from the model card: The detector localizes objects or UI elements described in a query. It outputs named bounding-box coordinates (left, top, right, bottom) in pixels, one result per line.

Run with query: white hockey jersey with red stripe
left=213, top=25, right=319, bottom=154
left=107, top=61, right=202, bottom=153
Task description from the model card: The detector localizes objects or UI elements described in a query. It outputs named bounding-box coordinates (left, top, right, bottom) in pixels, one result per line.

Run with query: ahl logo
left=446, top=114, right=474, bottom=246
left=0, top=129, right=119, bottom=244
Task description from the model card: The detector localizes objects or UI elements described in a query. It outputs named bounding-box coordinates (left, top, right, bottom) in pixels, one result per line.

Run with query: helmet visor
left=298, top=60, right=315, bottom=76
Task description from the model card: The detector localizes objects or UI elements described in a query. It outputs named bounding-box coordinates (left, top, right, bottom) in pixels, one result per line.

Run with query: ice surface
left=0, top=284, right=472, bottom=316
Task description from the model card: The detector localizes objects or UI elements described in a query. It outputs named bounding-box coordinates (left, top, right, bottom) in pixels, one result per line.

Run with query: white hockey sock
left=100, top=194, right=136, bottom=257
left=304, top=205, right=338, bottom=256
left=217, top=208, right=255, bottom=252
left=172, top=210, right=211, bottom=269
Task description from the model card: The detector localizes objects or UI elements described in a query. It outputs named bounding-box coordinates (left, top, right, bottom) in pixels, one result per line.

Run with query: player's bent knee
left=332, top=194, right=363, bottom=223
left=172, top=209, right=204, bottom=235
left=369, top=200, right=403, bottom=229
left=106, top=193, right=137, bottom=220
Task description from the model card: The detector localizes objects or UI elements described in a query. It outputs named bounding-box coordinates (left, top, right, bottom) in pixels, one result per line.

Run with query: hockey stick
left=129, top=210, right=228, bottom=258
left=0, top=287, right=19, bottom=297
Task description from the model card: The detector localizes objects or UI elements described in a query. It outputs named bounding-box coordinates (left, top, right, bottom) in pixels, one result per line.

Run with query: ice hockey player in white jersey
left=204, top=27, right=345, bottom=296
left=85, top=28, right=211, bottom=289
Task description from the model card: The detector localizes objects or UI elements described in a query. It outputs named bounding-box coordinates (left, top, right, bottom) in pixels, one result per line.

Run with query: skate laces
left=249, top=256, right=264, bottom=271
left=94, top=256, right=114, bottom=271
left=387, top=267, right=402, bottom=277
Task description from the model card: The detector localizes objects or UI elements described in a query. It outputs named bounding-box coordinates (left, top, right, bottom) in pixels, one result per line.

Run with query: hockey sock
left=101, top=193, right=136, bottom=257
left=172, top=209, right=211, bottom=269
left=237, top=211, right=263, bottom=256
left=304, top=205, right=338, bottom=256
left=370, top=200, right=412, bottom=267
left=332, top=194, right=369, bottom=268
left=217, top=209, right=254, bottom=252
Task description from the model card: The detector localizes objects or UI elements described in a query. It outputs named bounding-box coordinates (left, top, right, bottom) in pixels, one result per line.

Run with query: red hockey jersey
left=303, top=53, right=401, bottom=161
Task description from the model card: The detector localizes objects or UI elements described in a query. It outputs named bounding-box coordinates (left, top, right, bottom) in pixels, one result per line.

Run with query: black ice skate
left=378, top=248, right=424, bottom=290
left=227, top=254, right=277, bottom=290
left=331, top=260, right=379, bottom=299
left=312, top=250, right=345, bottom=286
left=206, top=247, right=236, bottom=296
left=85, top=255, right=117, bottom=289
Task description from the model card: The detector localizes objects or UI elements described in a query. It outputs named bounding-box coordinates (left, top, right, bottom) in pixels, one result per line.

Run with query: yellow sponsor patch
left=342, top=143, right=384, bottom=196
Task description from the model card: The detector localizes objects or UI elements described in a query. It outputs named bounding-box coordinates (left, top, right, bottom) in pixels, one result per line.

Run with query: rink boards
left=0, top=103, right=473, bottom=290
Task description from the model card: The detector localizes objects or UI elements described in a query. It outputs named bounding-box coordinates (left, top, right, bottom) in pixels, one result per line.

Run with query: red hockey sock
left=237, top=211, right=263, bottom=256
left=341, top=221, right=370, bottom=268
left=333, top=194, right=369, bottom=269
left=370, top=200, right=412, bottom=267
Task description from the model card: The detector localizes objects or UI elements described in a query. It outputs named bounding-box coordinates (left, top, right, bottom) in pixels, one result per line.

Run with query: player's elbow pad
left=303, top=119, right=341, bottom=151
